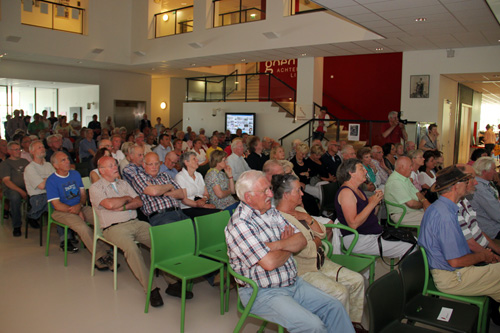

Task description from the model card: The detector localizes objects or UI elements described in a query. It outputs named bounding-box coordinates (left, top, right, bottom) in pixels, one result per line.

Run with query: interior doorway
left=114, top=100, right=146, bottom=131
left=457, top=104, right=472, bottom=164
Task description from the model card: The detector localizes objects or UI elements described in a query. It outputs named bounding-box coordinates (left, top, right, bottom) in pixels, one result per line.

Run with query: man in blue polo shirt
left=46, top=151, right=114, bottom=270
left=419, top=165, right=500, bottom=304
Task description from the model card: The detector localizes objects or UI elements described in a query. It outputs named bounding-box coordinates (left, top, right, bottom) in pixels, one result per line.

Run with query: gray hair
left=236, top=170, right=265, bottom=201
left=179, top=151, right=197, bottom=169
left=50, top=151, right=66, bottom=165
left=388, top=111, right=398, bottom=119
left=127, top=144, right=142, bottom=155
left=231, top=138, right=243, bottom=150
left=340, top=144, right=354, bottom=156
left=271, top=173, right=299, bottom=204
left=7, top=141, right=20, bottom=150
left=28, top=140, right=42, bottom=153
left=473, top=156, right=496, bottom=175
left=407, top=149, right=423, bottom=160
left=336, top=158, right=362, bottom=184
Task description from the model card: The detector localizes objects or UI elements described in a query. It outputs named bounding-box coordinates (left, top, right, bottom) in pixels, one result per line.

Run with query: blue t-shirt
left=46, top=170, right=84, bottom=207
left=418, top=196, right=471, bottom=271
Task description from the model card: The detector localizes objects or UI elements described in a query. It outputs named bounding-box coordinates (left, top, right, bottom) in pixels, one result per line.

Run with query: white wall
left=401, top=45, right=500, bottom=124
left=59, top=85, right=99, bottom=122
left=183, top=102, right=306, bottom=140
left=1, top=60, right=151, bottom=125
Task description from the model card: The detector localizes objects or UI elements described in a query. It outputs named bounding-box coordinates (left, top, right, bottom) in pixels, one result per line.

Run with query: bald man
left=384, top=156, right=430, bottom=226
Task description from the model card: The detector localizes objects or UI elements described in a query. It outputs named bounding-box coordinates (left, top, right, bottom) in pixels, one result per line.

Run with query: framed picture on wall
left=410, top=75, right=430, bottom=98
left=348, top=124, right=360, bottom=141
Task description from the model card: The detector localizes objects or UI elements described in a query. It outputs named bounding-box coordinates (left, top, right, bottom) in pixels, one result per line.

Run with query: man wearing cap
left=419, top=165, right=500, bottom=303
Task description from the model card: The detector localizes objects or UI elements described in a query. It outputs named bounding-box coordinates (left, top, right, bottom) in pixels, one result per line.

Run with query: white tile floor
left=1, top=220, right=499, bottom=333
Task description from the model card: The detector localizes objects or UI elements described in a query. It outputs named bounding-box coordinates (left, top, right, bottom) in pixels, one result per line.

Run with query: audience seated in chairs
left=335, top=158, right=415, bottom=259
left=273, top=173, right=366, bottom=327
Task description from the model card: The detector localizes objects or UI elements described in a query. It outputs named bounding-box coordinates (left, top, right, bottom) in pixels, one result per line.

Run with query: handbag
left=377, top=226, right=417, bottom=266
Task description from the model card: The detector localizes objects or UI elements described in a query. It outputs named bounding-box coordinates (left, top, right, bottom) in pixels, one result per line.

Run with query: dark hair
left=158, top=133, right=170, bottom=142
left=248, top=136, right=260, bottom=153
left=336, top=159, right=362, bottom=185
left=92, top=148, right=110, bottom=169
left=271, top=173, right=298, bottom=203
left=419, top=150, right=435, bottom=172
left=471, top=148, right=487, bottom=161
left=382, top=143, right=394, bottom=157
left=428, top=124, right=437, bottom=132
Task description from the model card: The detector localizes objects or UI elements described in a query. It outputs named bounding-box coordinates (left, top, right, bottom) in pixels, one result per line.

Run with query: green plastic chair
left=400, top=251, right=479, bottom=332
left=194, top=210, right=231, bottom=312
left=227, top=265, right=284, bottom=333
left=385, top=199, right=420, bottom=235
left=45, top=203, right=71, bottom=266
left=145, top=219, right=224, bottom=333
left=321, top=224, right=375, bottom=284
left=90, top=207, right=118, bottom=290
left=324, top=223, right=394, bottom=283
left=366, top=270, right=436, bottom=333
left=420, top=247, right=489, bottom=333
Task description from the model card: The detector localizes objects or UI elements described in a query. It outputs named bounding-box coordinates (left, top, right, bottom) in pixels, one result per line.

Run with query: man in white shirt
left=110, top=134, right=125, bottom=163
left=226, top=138, right=250, bottom=181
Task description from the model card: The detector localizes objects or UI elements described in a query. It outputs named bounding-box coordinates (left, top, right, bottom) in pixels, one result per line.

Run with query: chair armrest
left=324, top=223, right=359, bottom=255
left=385, top=199, right=407, bottom=227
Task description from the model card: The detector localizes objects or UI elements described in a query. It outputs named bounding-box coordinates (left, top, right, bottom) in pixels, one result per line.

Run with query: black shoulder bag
left=377, top=226, right=417, bottom=266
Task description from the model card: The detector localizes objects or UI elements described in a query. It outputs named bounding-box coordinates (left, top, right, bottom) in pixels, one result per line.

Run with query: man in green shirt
left=27, top=113, right=46, bottom=136
left=384, top=156, right=430, bottom=225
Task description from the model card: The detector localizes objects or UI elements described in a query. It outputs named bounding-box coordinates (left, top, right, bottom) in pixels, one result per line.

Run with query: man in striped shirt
left=225, top=170, right=354, bottom=333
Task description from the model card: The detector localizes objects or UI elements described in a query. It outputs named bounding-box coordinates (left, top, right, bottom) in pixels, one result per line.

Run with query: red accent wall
left=322, top=53, right=402, bottom=120
left=322, top=53, right=402, bottom=145
left=258, top=59, right=297, bottom=102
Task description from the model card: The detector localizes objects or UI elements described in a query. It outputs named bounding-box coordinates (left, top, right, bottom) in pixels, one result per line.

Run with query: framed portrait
left=348, top=123, right=360, bottom=141
left=410, top=75, right=430, bottom=98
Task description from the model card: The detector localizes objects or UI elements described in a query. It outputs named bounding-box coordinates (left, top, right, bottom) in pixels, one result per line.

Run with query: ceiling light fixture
left=162, top=13, right=169, bottom=21
left=263, top=32, right=280, bottom=39
left=415, top=17, right=427, bottom=22
left=301, top=53, right=307, bottom=56
left=375, top=47, right=383, bottom=51
left=190, top=63, right=196, bottom=67
left=92, top=48, right=104, bottom=54
left=6, top=36, right=21, bottom=43
left=134, top=51, right=146, bottom=56
left=188, top=42, right=204, bottom=49
left=241, top=58, right=246, bottom=62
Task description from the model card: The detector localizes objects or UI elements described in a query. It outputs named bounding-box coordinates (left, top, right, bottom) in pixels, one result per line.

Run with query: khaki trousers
left=431, top=263, right=500, bottom=302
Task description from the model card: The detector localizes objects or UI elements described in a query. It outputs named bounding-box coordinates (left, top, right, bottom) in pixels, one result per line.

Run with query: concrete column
left=296, top=57, right=323, bottom=119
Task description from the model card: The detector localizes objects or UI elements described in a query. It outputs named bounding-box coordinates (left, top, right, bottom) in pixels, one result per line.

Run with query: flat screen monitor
left=225, top=113, right=255, bottom=135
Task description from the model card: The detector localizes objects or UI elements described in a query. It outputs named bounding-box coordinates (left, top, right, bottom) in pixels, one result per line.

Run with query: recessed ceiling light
left=77, top=61, right=83, bottom=64
left=301, top=53, right=307, bottom=56
left=375, top=47, right=384, bottom=51
left=415, top=18, right=427, bottom=22
left=241, top=58, right=246, bottom=62
left=191, top=63, right=196, bottom=67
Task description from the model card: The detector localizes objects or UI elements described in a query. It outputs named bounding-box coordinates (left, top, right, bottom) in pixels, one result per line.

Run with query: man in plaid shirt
left=225, top=170, right=354, bottom=333
left=131, top=152, right=189, bottom=226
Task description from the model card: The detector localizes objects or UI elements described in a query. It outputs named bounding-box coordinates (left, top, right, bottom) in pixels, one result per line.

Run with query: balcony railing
left=186, top=72, right=296, bottom=119
left=213, top=0, right=266, bottom=27
left=21, top=0, right=85, bottom=34
left=154, top=5, right=194, bottom=38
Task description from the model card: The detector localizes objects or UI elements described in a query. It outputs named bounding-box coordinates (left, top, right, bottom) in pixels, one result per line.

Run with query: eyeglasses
left=250, top=186, right=272, bottom=195
left=145, top=162, right=161, bottom=167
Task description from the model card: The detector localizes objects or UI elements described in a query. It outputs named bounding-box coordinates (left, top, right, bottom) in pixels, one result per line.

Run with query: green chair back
left=194, top=210, right=230, bottom=257
left=150, top=219, right=195, bottom=262
left=45, top=202, right=70, bottom=266
left=420, top=247, right=488, bottom=333
left=91, top=207, right=118, bottom=290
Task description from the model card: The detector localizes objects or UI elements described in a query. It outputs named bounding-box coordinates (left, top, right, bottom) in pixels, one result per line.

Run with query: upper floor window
left=288, top=0, right=324, bottom=16
left=154, top=1, right=194, bottom=38
left=213, top=0, right=266, bottom=28
left=21, top=0, right=86, bottom=34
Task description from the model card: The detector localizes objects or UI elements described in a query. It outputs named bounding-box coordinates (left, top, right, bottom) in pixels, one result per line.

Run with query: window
left=21, top=0, right=86, bottom=34
left=213, top=0, right=266, bottom=28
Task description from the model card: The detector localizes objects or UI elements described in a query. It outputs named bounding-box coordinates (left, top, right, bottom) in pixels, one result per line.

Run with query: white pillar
left=296, top=57, right=323, bottom=120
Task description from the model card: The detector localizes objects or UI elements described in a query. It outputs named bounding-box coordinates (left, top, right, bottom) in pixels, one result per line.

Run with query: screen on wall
left=225, top=113, right=256, bottom=135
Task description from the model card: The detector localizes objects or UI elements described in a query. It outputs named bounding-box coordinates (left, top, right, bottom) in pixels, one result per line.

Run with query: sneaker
left=165, top=282, right=193, bottom=299
left=150, top=287, right=164, bottom=308
left=27, top=218, right=40, bottom=229
left=60, top=241, right=79, bottom=254
left=12, top=227, right=21, bottom=237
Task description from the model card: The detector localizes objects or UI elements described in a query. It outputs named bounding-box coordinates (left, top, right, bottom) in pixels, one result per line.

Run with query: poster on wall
left=348, top=124, right=360, bottom=141
left=410, top=75, right=430, bottom=98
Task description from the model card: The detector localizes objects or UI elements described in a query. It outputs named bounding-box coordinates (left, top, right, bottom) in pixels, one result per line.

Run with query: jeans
left=4, top=188, right=23, bottom=229
left=28, top=194, right=47, bottom=219
left=148, top=208, right=190, bottom=226
left=238, top=277, right=354, bottom=333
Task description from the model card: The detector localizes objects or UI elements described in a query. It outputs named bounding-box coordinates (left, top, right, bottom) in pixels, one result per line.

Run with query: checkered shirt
left=225, top=201, right=298, bottom=289
left=131, top=170, right=181, bottom=216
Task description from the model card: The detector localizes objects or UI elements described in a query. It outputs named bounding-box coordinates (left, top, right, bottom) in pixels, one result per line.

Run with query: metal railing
left=213, top=0, right=266, bottom=27
left=186, top=72, right=296, bottom=118
left=21, top=0, right=85, bottom=34
left=154, top=5, right=194, bottom=38
left=280, top=105, right=418, bottom=150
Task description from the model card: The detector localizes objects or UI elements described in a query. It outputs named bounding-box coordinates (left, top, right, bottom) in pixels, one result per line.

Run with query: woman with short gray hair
left=272, top=173, right=366, bottom=326
left=174, top=151, right=220, bottom=218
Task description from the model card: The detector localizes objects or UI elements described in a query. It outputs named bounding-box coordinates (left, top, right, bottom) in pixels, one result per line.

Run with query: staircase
left=325, top=122, right=366, bottom=150
left=226, top=75, right=260, bottom=100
